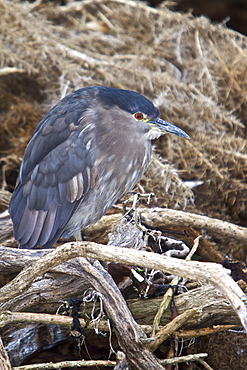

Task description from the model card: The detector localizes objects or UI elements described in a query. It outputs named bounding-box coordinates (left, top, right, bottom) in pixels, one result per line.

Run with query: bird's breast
left=63, top=134, right=152, bottom=237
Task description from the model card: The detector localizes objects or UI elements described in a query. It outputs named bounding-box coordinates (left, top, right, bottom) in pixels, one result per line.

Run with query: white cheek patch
left=145, top=129, right=164, bottom=140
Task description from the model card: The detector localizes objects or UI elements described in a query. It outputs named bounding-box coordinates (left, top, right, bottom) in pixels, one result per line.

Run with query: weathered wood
left=0, top=242, right=246, bottom=330
left=0, top=245, right=244, bottom=328
left=129, top=285, right=239, bottom=327
left=76, top=258, right=164, bottom=370
left=139, top=208, right=247, bottom=250
left=0, top=283, right=241, bottom=329
left=0, top=336, right=12, bottom=370
left=0, top=211, right=13, bottom=244
left=9, top=353, right=209, bottom=369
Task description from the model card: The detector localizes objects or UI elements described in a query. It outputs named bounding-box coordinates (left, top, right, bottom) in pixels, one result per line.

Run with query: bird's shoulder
left=19, top=89, right=97, bottom=183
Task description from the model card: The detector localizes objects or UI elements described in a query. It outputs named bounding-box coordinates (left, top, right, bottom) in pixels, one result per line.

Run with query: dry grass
left=1, top=0, right=247, bottom=258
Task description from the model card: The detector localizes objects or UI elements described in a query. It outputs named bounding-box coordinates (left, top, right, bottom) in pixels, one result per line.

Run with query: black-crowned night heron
left=9, top=86, right=189, bottom=249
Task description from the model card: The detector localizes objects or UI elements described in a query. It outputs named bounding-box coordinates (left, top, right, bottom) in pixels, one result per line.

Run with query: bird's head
left=97, top=86, right=190, bottom=140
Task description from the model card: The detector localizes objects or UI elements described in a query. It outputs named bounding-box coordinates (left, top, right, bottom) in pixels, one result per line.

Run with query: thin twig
left=0, top=311, right=241, bottom=337
left=148, top=309, right=198, bottom=352
left=13, top=360, right=116, bottom=369
left=12, top=353, right=209, bottom=369
left=151, top=235, right=201, bottom=336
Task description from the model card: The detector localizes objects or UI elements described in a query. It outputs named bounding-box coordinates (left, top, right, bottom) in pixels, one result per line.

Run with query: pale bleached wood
left=0, top=336, right=12, bottom=370
left=75, top=258, right=164, bottom=370
left=11, top=353, right=209, bottom=370
left=0, top=242, right=246, bottom=330
left=138, top=207, right=247, bottom=248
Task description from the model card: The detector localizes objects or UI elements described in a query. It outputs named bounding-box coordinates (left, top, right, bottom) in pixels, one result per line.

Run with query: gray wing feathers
left=9, top=116, right=96, bottom=248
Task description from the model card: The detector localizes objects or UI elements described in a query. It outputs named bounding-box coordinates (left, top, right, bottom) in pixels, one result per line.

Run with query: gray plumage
left=9, top=86, right=189, bottom=248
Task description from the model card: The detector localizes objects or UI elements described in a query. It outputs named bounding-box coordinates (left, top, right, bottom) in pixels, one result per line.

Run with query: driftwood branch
left=84, top=207, right=247, bottom=251
left=2, top=245, right=233, bottom=327
left=11, top=353, right=209, bottom=369
left=0, top=282, right=242, bottom=330
left=1, top=207, right=247, bottom=366
left=0, top=311, right=240, bottom=338
left=13, top=360, right=116, bottom=369
left=147, top=309, right=198, bottom=352
left=138, top=208, right=247, bottom=248
left=76, top=258, right=164, bottom=370
left=0, top=336, right=11, bottom=370
left=151, top=236, right=200, bottom=336
left=0, top=242, right=246, bottom=330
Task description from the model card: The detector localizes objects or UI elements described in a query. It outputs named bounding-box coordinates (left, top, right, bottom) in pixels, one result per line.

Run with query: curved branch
left=138, top=208, right=247, bottom=248
left=0, top=242, right=246, bottom=331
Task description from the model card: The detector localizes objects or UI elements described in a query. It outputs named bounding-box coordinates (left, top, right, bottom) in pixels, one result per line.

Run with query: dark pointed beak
left=152, top=118, right=190, bottom=139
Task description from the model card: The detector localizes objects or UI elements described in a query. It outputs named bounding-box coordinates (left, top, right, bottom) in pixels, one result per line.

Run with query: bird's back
left=9, top=86, right=152, bottom=248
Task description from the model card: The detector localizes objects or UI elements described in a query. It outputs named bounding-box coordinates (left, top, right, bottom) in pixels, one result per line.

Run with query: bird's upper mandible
left=9, top=86, right=189, bottom=249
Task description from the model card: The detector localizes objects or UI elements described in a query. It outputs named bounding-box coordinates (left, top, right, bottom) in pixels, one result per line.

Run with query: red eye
left=134, top=112, right=144, bottom=120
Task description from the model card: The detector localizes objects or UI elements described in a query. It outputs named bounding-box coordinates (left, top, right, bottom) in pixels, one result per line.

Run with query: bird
left=9, top=86, right=189, bottom=249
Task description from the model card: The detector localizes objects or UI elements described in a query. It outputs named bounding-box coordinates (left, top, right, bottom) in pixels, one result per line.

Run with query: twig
left=148, top=309, right=198, bottom=352
left=12, top=353, right=209, bottom=369
left=13, top=360, right=116, bottom=369
left=0, top=310, right=239, bottom=339
left=151, top=278, right=177, bottom=336
left=0, top=311, right=86, bottom=329
left=0, top=311, right=241, bottom=337
left=186, top=235, right=201, bottom=260
left=160, top=353, right=208, bottom=365
left=178, top=324, right=239, bottom=338
left=197, top=359, right=215, bottom=370
left=151, top=236, right=201, bottom=336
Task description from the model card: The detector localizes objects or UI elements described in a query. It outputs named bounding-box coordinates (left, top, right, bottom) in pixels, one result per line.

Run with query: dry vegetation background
left=1, top=0, right=247, bottom=369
